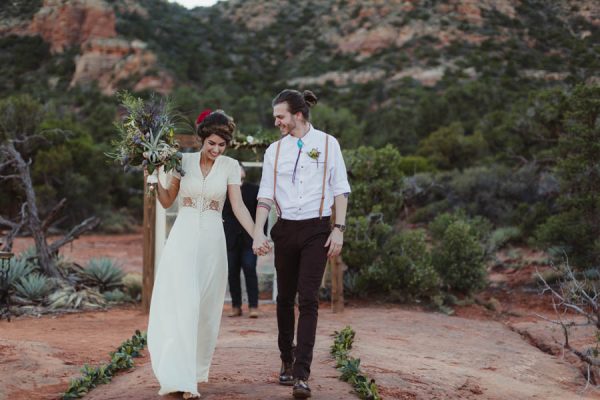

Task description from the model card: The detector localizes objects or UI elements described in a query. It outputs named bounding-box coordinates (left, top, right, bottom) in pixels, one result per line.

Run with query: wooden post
left=330, top=207, right=344, bottom=313
left=142, top=183, right=156, bottom=313
left=330, top=255, right=344, bottom=313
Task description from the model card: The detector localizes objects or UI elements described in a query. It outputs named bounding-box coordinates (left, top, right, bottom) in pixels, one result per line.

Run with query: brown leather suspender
left=273, top=139, right=283, bottom=217
left=319, top=135, right=329, bottom=218
left=272, top=134, right=330, bottom=219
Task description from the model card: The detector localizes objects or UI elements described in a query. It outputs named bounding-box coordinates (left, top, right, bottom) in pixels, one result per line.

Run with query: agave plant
left=80, top=258, right=125, bottom=292
left=13, top=273, right=52, bottom=303
left=48, top=285, right=105, bottom=310
left=6, top=257, right=34, bottom=288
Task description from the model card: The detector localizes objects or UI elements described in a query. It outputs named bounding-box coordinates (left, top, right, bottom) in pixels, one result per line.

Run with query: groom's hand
left=252, top=232, right=270, bottom=256
left=260, top=240, right=273, bottom=255
left=325, top=228, right=344, bottom=257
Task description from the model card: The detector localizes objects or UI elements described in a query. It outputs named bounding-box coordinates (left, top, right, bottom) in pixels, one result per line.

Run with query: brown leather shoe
left=292, top=379, right=311, bottom=398
left=249, top=307, right=259, bottom=318
left=279, top=361, right=294, bottom=386
left=228, top=307, right=242, bottom=317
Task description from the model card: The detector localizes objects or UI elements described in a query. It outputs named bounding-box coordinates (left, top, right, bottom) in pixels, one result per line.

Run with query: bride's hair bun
left=196, top=110, right=235, bottom=144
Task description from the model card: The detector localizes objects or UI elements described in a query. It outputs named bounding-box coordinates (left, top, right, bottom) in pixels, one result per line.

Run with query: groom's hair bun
left=196, top=110, right=235, bottom=144
left=302, top=90, right=318, bottom=108
left=272, top=88, right=318, bottom=121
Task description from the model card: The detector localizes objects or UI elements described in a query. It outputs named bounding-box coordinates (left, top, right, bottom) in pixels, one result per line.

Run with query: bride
left=147, top=110, right=267, bottom=398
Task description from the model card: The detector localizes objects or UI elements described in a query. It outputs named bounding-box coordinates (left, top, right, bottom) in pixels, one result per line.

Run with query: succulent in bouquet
left=107, top=92, right=184, bottom=194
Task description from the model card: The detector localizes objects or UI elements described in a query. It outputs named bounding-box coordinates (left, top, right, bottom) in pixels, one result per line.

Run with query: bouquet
left=107, top=92, right=184, bottom=194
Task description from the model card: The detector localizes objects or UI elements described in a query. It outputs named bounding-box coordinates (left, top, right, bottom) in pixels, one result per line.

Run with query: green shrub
left=398, top=155, right=436, bottom=176
left=14, top=273, right=52, bottom=303
left=487, top=226, right=521, bottom=253
left=99, top=209, right=138, bottom=234
left=344, top=145, right=404, bottom=222
left=344, top=215, right=393, bottom=274
left=417, top=122, right=488, bottom=170
left=350, top=229, right=440, bottom=301
left=81, top=258, right=125, bottom=292
left=429, top=211, right=492, bottom=243
left=380, top=230, right=440, bottom=300
left=432, top=221, right=486, bottom=293
left=103, top=289, right=132, bottom=303
left=407, top=199, right=450, bottom=223
left=122, top=273, right=142, bottom=300
left=537, top=84, right=600, bottom=267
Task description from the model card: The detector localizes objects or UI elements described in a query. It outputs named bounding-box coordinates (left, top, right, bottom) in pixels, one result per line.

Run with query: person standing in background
left=223, top=162, right=261, bottom=318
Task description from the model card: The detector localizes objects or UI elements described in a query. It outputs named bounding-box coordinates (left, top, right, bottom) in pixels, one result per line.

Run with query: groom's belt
left=277, top=216, right=330, bottom=226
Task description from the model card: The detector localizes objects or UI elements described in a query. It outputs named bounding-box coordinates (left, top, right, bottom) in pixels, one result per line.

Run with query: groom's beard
left=282, top=119, right=296, bottom=136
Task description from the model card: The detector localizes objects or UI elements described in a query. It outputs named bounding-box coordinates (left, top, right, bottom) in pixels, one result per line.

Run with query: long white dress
left=148, top=153, right=241, bottom=396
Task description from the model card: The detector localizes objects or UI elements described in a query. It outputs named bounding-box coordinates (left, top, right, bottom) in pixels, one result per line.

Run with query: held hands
left=325, top=227, right=344, bottom=258
left=252, top=231, right=272, bottom=256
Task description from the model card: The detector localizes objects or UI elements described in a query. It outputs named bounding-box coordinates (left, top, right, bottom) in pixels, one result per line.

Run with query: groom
left=253, top=89, right=350, bottom=399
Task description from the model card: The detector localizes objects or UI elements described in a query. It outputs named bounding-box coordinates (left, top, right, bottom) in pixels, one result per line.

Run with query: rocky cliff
left=1, top=0, right=172, bottom=94
left=0, top=0, right=598, bottom=94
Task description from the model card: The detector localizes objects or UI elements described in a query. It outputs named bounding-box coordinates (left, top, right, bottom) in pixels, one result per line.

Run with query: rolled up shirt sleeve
left=329, top=138, right=351, bottom=196
left=257, top=143, right=275, bottom=200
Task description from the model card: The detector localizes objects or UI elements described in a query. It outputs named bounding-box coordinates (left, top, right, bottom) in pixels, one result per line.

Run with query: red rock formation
left=29, top=0, right=117, bottom=53
left=70, top=38, right=174, bottom=95
left=1, top=0, right=175, bottom=95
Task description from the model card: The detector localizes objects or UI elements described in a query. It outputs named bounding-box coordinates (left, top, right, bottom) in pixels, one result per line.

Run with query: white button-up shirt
left=257, top=125, right=351, bottom=220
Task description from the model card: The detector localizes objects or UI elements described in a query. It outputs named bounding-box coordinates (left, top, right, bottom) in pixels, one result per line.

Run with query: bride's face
left=202, top=134, right=227, bottom=161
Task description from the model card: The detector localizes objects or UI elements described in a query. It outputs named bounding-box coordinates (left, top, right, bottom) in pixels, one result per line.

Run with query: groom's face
left=273, top=103, right=297, bottom=136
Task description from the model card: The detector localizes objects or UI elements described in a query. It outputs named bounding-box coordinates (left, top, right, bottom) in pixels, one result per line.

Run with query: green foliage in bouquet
left=107, top=91, right=183, bottom=177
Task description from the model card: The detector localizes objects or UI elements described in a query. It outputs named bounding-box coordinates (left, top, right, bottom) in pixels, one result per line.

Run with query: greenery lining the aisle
left=62, top=330, right=147, bottom=399
left=331, top=326, right=381, bottom=400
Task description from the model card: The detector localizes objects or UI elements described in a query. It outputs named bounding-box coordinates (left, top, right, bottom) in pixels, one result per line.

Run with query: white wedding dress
left=148, top=153, right=241, bottom=396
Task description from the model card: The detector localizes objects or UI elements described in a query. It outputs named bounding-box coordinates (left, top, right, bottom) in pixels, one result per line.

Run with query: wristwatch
left=334, top=224, right=346, bottom=233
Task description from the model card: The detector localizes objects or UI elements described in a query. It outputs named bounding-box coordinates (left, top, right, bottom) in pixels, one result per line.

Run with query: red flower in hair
left=195, top=109, right=212, bottom=125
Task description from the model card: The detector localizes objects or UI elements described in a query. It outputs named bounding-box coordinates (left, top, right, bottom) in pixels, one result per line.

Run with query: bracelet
left=257, top=202, right=272, bottom=211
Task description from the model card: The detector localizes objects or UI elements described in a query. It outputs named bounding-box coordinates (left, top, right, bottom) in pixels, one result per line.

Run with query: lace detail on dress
left=181, top=196, right=222, bottom=213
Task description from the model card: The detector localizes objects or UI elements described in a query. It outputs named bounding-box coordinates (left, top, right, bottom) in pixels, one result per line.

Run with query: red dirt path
left=2, top=236, right=600, bottom=399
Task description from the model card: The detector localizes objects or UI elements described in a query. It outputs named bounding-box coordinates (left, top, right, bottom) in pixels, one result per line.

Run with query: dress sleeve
left=227, top=158, right=242, bottom=185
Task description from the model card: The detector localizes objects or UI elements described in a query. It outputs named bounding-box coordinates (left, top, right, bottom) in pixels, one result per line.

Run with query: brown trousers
left=270, top=216, right=330, bottom=380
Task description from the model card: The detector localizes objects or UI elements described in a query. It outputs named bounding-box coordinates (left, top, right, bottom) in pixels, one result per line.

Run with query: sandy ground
left=11, top=234, right=144, bottom=274
left=2, top=235, right=600, bottom=399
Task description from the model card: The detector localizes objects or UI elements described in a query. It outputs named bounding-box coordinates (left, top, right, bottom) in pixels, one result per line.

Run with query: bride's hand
left=252, top=232, right=271, bottom=256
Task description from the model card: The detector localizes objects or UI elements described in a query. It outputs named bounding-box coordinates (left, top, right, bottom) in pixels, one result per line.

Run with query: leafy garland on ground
left=331, top=326, right=381, bottom=400
left=62, top=330, right=147, bottom=399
